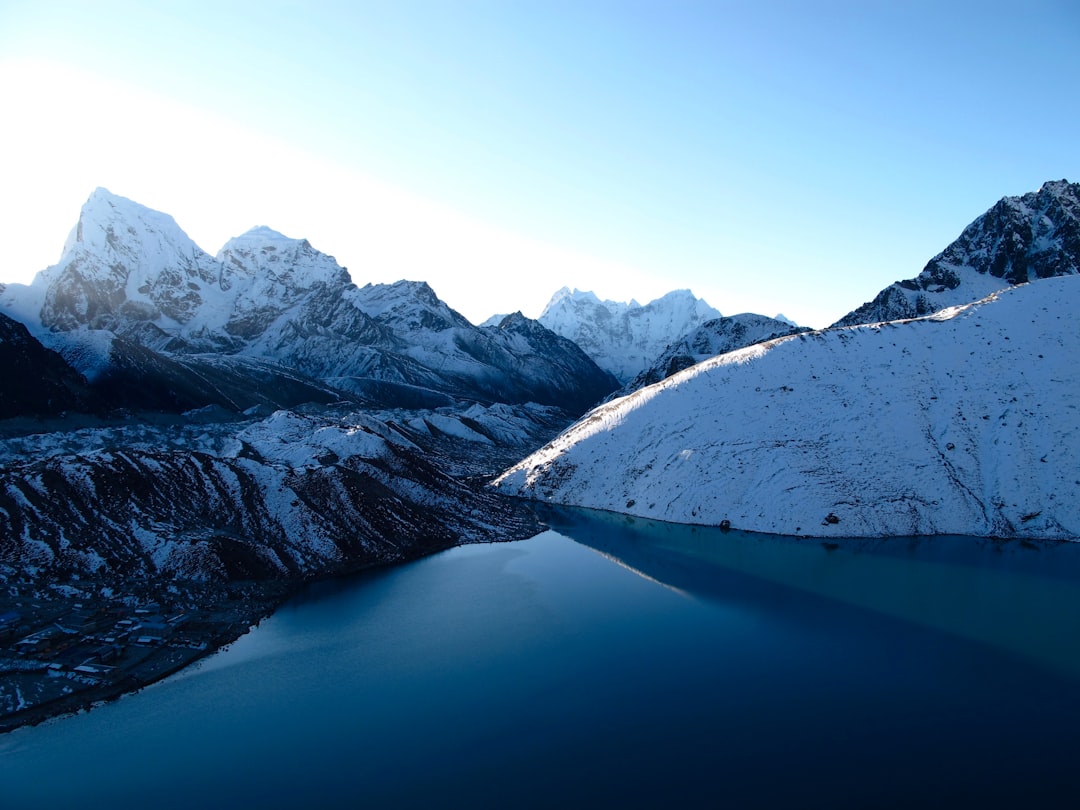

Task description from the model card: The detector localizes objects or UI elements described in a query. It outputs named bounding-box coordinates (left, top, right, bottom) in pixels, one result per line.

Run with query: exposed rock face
left=38, top=188, right=224, bottom=340
left=0, top=312, right=94, bottom=418
left=537, top=287, right=722, bottom=382
left=834, top=179, right=1080, bottom=327
left=1, top=190, right=617, bottom=415
left=618, top=313, right=808, bottom=394
left=482, top=313, right=621, bottom=414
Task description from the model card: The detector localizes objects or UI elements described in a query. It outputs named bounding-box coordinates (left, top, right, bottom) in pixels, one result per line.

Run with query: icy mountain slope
left=6, top=188, right=227, bottom=348
left=538, top=287, right=721, bottom=382
left=494, top=277, right=1080, bottom=540
left=2, top=190, right=615, bottom=414
left=619, top=313, right=808, bottom=394
left=480, top=313, right=621, bottom=414
left=834, top=179, right=1079, bottom=327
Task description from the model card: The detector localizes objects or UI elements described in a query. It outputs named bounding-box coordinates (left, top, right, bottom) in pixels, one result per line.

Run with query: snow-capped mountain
left=834, top=179, right=1079, bottom=327
left=494, top=276, right=1080, bottom=540
left=619, top=313, right=808, bottom=394
left=537, top=287, right=721, bottom=382
left=1, top=190, right=616, bottom=415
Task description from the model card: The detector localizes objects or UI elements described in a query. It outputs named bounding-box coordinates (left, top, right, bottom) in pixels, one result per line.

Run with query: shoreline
left=0, top=531, right=499, bottom=735
left=0, top=581, right=293, bottom=735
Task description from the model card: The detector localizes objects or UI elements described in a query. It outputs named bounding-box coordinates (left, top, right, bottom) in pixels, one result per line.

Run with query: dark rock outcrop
left=834, top=179, right=1079, bottom=327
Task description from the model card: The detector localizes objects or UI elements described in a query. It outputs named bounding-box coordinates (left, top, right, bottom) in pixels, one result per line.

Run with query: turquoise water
left=3, top=507, right=1080, bottom=808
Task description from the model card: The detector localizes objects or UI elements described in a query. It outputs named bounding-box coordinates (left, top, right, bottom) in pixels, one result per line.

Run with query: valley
left=1, top=179, right=1078, bottom=733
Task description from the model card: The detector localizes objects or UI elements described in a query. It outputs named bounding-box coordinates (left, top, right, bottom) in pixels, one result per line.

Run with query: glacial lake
left=3, top=506, right=1080, bottom=808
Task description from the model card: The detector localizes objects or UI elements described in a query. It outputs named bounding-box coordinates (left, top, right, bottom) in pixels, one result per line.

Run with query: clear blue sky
left=1, top=0, right=1077, bottom=327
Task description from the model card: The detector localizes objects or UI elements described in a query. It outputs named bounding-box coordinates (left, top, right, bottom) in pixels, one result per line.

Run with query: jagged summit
left=538, top=286, right=721, bottom=382
left=29, top=188, right=222, bottom=337
left=354, top=279, right=470, bottom=331
left=835, top=178, right=1079, bottom=327
left=0, top=190, right=618, bottom=415
left=217, top=225, right=349, bottom=292
left=60, top=188, right=202, bottom=265
left=539, top=287, right=641, bottom=319
left=217, top=225, right=314, bottom=256
left=493, top=311, right=529, bottom=328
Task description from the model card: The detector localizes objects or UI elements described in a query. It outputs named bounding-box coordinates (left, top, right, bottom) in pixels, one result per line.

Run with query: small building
left=90, top=644, right=122, bottom=664
left=73, top=663, right=117, bottom=683
left=15, top=625, right=78, bottom=658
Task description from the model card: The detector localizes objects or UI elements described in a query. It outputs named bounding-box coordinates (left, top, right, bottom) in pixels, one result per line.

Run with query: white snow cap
left=496, top=276, right=1080, bottom=540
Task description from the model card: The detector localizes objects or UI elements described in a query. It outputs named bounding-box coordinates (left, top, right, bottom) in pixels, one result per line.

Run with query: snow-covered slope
left=494, top=277, right=1080, bottom=540
left=3, top=188, right=226, bottom=350
left=0, top=400, right=561, bottom=585
left=1, top=190, right=616, bottom=414
left=834, top=179, right=1079, bottom=327
left=619, top=313, right=808, bottom=394
left=538, top=287, right=721, bottom=382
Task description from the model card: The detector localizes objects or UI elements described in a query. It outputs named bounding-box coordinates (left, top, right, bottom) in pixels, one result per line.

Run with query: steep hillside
left=0, top=312, right=95, bottom=418
left=835, top=179, right=1079, bottom=326
left=495, top=277, right=1080, bottom=540
left=619, top=313, right=807, bottom=394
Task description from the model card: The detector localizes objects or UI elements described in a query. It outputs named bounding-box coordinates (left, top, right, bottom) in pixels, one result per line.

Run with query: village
left=0, top=577, right=290, bottom=732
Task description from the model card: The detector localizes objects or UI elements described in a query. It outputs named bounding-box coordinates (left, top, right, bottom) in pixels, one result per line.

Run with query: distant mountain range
left=0, top=189, right=618, bottom=417
left=494, top=179, right=1080, bottom=540
left=536, top=287, right=723, bottom=382
left=2, top=178, right=1078, bottom=730
left=0, top=191, right=619, bottom=609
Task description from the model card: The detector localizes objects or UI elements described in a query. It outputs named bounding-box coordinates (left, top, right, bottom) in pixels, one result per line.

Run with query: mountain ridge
left=494, top=277, right=1080, bottom=540
left=537, top=286, right=721, bottom=382
left=834, top=179, right=1079, bottom=327
left=1, top=189, right=618, bottom=416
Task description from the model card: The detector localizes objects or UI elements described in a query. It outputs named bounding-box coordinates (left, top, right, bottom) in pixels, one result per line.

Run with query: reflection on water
left=2, top=506, right=1079, bottom=809
left=538, top=505, right=1080, bottom=679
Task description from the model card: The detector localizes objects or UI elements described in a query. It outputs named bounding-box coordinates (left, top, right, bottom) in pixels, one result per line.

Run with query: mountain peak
left=62, top=188, right=200, bottom=263
left=1040, top=178, right=1073, bottom=195
left=238, top=225, right=292, bottom=241
left=218, top=225, right=313, bottom=255
left=216, top=225, right=346, bottom=291
left=540, top=287, right=603, bottom=317
left=833, top=179, right=1080, bottom=327
left=353, top=279, right=471, bottom=332
left=538, top=287, right=722, bottom=382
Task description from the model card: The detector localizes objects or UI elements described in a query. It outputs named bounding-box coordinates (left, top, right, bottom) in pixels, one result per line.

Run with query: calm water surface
left=3, top=507, right=1080, bottom=808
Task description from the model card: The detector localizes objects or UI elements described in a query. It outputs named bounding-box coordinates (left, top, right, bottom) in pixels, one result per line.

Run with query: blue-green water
left=3, top=507, right=1080, bottom=808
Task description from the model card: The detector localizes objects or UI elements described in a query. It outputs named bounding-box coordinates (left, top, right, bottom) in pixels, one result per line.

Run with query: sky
left=0, top=1, right=1077, bottom=328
